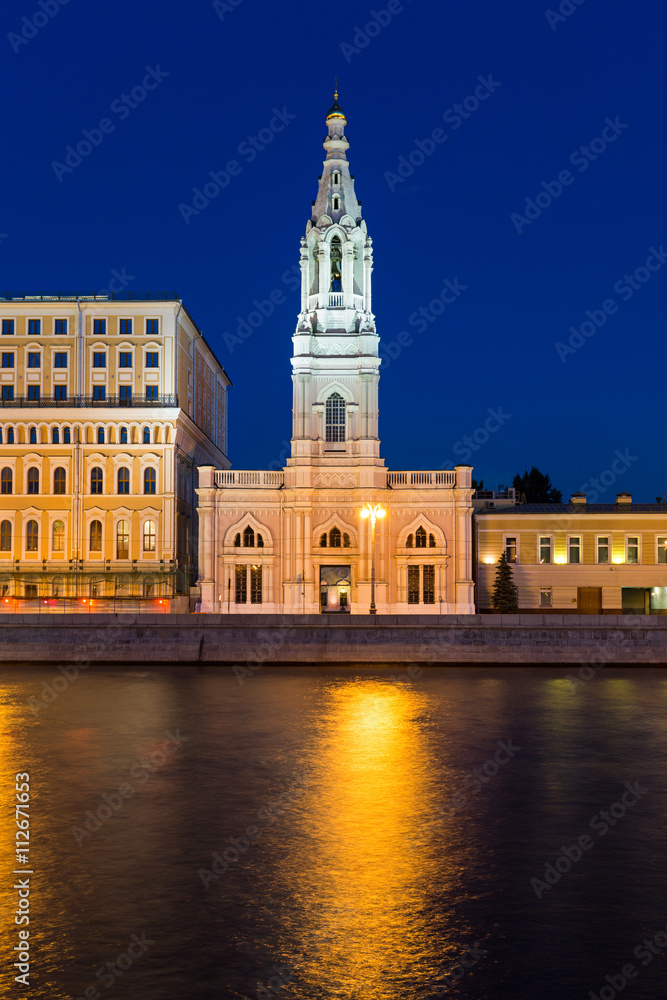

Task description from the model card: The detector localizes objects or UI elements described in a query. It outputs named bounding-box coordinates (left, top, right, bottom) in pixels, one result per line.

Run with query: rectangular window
left=145, top=386, right=158, bottom=400
left=54, top=319, right=67, bottom=335
left=119, top=352, right=132, bottom=367
left=505, top=537, right=517, bottom=563
left=250, top=565, right=262, bottom=604
left=1, top=386, right=14, bottom=400
left=119, top=386, right=132, bottom=403
left=93, top=352, right=106, bottom=368
left=25, top=584, right=38, bottom=599
left=407, top=565, right=420, bottom=605
left=539, top=536, right=552, bottom=564
left=54, top=386, right=67, bottom=400
left=423, top=565, right=435, bottom=604
left=597, top=536, right=610, bottom=565
left=54, top=353, right=68, bottom=368
left=28, top=319, right=40, bottom=336
left=146, top=319, right=159, bottom=335
left=28, top=353, right=40, bottom=368
left=120, top=319, right=132, bottom=336
left=27, top=386, right=40, bottom=401
left=627, top=536, right=639, bottom=564
left=93, top=386, right=106, bottom=400
left=568, top=536, right=581, bottom=564
left=93, top=319, right=106, bottom=336
left=658, top=537, right=667, bottom=564
left=2, top=320, right=14, bottom=336
left=540, top=587, right=553, bottom=608
left=145, top=352, right=159, bottom=368
left=1, top=353, right=14, bottom=368
left=235, top=565, right=247, bottom=604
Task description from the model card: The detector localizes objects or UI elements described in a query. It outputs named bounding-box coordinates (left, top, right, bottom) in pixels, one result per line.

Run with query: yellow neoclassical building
left=0, top=293, right=230, bottom=611
left=475, top=492, right=667, bottom=614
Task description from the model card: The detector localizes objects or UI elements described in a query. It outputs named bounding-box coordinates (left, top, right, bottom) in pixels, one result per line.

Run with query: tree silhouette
left=513, top=467, right=562, bottom=503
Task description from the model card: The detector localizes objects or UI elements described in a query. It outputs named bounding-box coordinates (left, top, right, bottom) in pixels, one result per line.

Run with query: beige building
left=0, top=294, right=230, bottom=611
left=475, top=492, right=667, bottom=614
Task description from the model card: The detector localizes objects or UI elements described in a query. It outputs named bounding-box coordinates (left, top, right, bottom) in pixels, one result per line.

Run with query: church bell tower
left=286, top=92, right=385, bottom=489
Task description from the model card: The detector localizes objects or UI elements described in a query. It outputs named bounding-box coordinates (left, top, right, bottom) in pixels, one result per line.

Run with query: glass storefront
left=320, top=565, right=351, bottom=614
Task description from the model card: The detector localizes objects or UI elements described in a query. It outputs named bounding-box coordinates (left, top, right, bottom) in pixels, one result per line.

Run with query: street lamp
left=360, top=503, right=386, bottom=614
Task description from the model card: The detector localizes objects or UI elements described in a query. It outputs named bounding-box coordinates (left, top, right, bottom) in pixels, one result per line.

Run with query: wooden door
left=577, top=587, right=602, bottom=614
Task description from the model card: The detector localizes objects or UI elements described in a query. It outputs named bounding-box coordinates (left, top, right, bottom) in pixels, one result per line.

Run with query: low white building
left=197, top=95, right=474, bottom=614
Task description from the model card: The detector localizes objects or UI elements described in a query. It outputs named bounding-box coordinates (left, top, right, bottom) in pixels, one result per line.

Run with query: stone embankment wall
left=0, top=614, right=666, bottom=665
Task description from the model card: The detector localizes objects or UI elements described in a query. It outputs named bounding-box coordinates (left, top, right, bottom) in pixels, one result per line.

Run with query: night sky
left=2, top=0, right=665, bottom=500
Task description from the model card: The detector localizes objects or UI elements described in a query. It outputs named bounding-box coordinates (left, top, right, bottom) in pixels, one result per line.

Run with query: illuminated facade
left=197, top=96, right=475, bottom=614
left=0, top=296, right=230, bottom=609
left=476, top=492, right=667, bottom=613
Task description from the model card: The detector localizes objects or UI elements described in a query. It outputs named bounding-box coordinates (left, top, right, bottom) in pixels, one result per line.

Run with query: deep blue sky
left=2, top=0, right=666, bottom=500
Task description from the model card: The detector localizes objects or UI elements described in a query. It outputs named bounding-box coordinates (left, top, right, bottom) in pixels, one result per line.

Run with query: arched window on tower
left=416, top=526, right=427, bottom=548
left=332, top=195, right=340, bottom=211
left=243, top=525, right=254, bottom=547
left=330, top=236, right=342, bottom=292
left=325, top=393, right=345, bottom=443
left=333, top=170, right=340, bottom=185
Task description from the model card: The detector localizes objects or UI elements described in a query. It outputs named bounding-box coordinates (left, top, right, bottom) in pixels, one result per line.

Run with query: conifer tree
left=491, top=551, right=519, bottom=612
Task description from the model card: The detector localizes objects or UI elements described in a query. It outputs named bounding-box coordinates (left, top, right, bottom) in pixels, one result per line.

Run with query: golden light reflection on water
left=276, top=679, right=462, bottom=1000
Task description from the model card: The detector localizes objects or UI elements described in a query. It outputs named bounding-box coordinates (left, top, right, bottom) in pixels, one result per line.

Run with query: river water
left=2, top=666, right=666, bottom=999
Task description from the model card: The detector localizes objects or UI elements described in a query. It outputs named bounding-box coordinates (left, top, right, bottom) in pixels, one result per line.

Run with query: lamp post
left=360, top=503, right=386, bottom=614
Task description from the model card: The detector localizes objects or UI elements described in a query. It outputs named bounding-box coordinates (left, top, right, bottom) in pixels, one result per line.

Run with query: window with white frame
left=568, top=536, right=581, bottom=564
left=504, top=536, right=517, bottom=563
left=657, top=537, right=667, bottom=564
left=626, top=536, right=640, bottom=564
left=597, top=536, right=610, bottom=564
left=539, top=536, right=552, bottom=564
left=539, top=587, right=552, bottom=608
left=325, top=392, right=345, bottom=442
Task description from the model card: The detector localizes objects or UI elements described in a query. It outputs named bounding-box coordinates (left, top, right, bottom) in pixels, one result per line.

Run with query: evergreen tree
left=471, top=477, right=484, bottom=492
left=491, top=552, right=519, bottom=612
left=513, top=466, right=563, bottom=503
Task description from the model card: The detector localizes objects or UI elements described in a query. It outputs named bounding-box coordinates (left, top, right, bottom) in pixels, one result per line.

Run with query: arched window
left=97, top=427, right=105, bottom=444
left=29, top=427, right=37, bottom=444
left=91, top=468, right=103, bottom=494
left=53, top=467, right=66, bottom=494
left=320, top=533, right=327, bottom=547
left=243, top=525, right=254, bottom=547
left=0, top=429, right=3, bottom=445
left=416, top=526, right=427, bottom=548
left=26, top=520, right=38, bottom=552
left=120, top=427, right=128, bottom=444
left=144, top=468, right=156, bottom=494
left=1, top=468, right=12, bottom=495
left=406, top=534, right=413, bottom=548
left=116, top=520, right=129, bottom=559
left=63, top=427, right=70, bottom=443
left=52, top=520, right=64, bottom=551
left=0, top=520, right=11, bottom=551
left=343, top=533, right=350, bottom=548
left=333, top=170, right=340, bottom=185
left=143, top=426, right=150, bottom=444
left=257, top=534, right=264, bottom=547
left=234, top=533, right=241, bottom=547
left=429, top=533, right=436, bottom=548
left=27, top=468, right=39, bottom=494
left=90, top=520, right=102, bottom=552
left=143, top=520, right=156, bottom=552
left=52, top=428, right=59, bottom=444
left=330, top=236, right=342, bottom=291
left=7, top=427, right=13, bottom=444
left=333, top=195, right=340, bottom=211
left=330, top=527, right=341, bottom=547
left=325, top=392, right=345, bottom=443
left=117, top=467, right=130, bottom=494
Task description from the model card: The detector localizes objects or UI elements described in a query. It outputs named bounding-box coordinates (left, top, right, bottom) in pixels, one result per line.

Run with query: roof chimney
left=615, top=492, right=632, bottom=504
left=570, top=493, right=587, bottom=504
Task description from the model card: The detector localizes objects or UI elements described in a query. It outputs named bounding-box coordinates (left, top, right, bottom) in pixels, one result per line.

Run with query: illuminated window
left=116, top=520, right=129, bottom=559
left=250, top=565, right=262, bottom=604
left=325, top=393, right=345, bottom=442
left=235, top=565, right=247, bottom=604
left=626, top=536, right=639, bottom=564
left=26, top=519, right=38, bottom=551
left=53, top=467, right=66, bottom=494
left=0, top=520, right=11, bottom=551
left=540, top=587, right=553, bottom=608
left=539, top=536, right=552, bottom=564
left=143, top=520, right=156, bottom=552
left=568, top=537, right=581, bottom=564
left=505, top=537, right=517, bottom=563
left=658, top=537, right=667, bottom=564
left=90, top=520, right=102, bottom=552
left=52, top=520, right=64, bottom=551
left=597, top=537, right=609, bottom=564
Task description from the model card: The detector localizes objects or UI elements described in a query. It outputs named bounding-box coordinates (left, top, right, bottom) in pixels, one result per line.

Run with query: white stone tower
left=286, top=91, right=385, bottom=490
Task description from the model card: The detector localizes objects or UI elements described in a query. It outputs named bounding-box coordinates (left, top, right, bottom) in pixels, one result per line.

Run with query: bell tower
left=287, top=92, right=384, bottom=488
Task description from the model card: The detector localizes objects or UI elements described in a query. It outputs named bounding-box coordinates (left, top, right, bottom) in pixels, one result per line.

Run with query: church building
left=197, top=95, right=475, bottom=614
